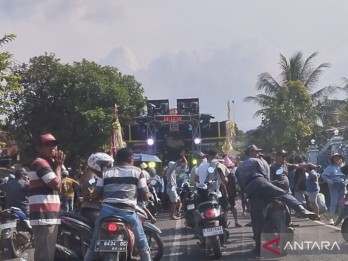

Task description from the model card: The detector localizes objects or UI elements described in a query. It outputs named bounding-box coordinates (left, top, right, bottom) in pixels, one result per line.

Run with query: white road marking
left=169, top=219, right=182, bottom=261
left=313, top=220, right=341, bottom=231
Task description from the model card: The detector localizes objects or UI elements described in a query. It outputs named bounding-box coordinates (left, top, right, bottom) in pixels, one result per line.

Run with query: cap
left=245, top=144, right=263, bottom=154
left=39, top=133, right=57, bottom=145
left=331, top=152, right=344, bottom=160
left=168, top=161, right=176, bottom=168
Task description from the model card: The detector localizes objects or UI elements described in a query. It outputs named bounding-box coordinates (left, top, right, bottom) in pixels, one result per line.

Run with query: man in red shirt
left=28, top=133, right=66, bottom=261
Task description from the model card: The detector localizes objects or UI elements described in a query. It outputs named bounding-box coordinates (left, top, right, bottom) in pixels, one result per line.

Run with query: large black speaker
left=147, top=99, right=169, bottom=115
left=176, top=98, right=199, bottom=115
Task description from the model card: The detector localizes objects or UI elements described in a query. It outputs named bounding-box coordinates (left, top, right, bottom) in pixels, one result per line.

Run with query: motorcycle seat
left=197, top=201, right=219, bottom=210
left=62, top=211, right=92, bottom=227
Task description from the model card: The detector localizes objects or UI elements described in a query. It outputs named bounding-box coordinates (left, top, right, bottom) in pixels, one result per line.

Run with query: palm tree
left=245, top=51, right=338, bottom=121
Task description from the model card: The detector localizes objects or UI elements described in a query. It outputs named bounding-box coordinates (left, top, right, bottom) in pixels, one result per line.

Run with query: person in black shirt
left=270, top=150, right=290, bottom=193
left=0, top=168, right=29, bottom=214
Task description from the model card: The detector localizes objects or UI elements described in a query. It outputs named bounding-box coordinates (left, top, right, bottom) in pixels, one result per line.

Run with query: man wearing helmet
left=84, top=148, right=151, bottom=261
left=78, top=152, right=114, bottom=224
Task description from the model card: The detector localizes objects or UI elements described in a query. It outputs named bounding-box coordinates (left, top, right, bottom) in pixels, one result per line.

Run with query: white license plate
left=203, top=226, right=223, bottom=237
left=95, top=240, right=128, bottom=252
left=187, top=204, right=195, bottom=210
left=0, top=222, right=17, bottom=229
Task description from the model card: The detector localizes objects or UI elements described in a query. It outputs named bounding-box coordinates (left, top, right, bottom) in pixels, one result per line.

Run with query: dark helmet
left=276, top=150, right=287, bottom=157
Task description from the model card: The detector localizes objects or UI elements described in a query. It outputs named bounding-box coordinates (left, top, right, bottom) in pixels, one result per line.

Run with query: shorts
left=307, top=191, right=319, bottom=203
left=294, top=191, right=306, bottom=204
left=166, top=187, right=179, bottom=203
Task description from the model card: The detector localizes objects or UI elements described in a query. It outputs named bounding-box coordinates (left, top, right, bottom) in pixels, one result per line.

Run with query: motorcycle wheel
left=211, top=236, right=222, bottom=259
left=146, top=231, right=163, bottom=261
left=6, top=228, right=25, bottom=258
left=341, top=218, right=348, bottom=242
left=55, top=225, right=83, bottom=260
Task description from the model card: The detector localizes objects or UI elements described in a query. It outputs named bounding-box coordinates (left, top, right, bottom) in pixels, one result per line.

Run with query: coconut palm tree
left=245, top=51, right=338, bottom=122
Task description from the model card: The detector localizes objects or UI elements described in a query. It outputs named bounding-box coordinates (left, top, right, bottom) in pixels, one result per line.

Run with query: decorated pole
left=222, top=101, right=235, bottom=155
left=110, top=104, right=126, bottom=156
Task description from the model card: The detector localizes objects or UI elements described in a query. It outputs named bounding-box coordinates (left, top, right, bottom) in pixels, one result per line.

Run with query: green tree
left=244, top=52, right=338, bottom=153
left=0, top=34, right=22, bottom=124
left=0, top=34, right=22, bottom=148
left=8, top=53, right=146, bottom=168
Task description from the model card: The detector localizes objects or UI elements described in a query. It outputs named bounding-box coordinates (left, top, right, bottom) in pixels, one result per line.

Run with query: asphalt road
left=1, top=205, right=348, bottom=261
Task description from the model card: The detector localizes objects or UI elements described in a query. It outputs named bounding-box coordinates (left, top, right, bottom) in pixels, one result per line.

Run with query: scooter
left=334, top=193, right=348, bottom=242
left=181, top=183, right=196, bottom=228
left=195, top=181, right=229, bottom=259
left=261, top=197, right=295, bottom=256
left=94, top=205, right=163, bottom=261
left=0, top=207, right=33, bottom=258
left=55, top=205, right=164, bottom=261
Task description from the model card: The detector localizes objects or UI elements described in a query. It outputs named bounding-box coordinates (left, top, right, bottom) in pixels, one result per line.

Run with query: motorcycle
left=261, top=197, right=295, bottom=257
left=334, top=193, right=348, bottom=242
left=94, top=205, right=163, bottom=261
left=0, top=207, right=33, bottom=258
left=181, top=183, right=196, bottom=228
left=146, top=179, right=162, bottom=216
left=194, top=175, right=229, bottom=259
left=55, top=205, right=163, bottom=261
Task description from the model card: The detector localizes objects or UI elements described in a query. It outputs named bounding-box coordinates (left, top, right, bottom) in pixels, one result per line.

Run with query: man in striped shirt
left=29, top=133, right=66, bottom=261
left=84, top=148, right=151, bottom=261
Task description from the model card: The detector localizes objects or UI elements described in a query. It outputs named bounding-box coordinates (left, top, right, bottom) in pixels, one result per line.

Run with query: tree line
left=1, top=34, right=348, bottom=169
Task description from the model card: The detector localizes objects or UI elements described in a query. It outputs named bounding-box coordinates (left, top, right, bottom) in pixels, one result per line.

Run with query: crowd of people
left=0, top=133, right=348, bottom=260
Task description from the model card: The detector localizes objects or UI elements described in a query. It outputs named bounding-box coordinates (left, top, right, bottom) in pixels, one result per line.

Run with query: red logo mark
left=262, top=236, right=281, bottom=256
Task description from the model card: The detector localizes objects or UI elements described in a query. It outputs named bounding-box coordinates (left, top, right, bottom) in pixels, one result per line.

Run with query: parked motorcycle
left=261, top=197, right=295, bottom=256
left=195, top=179, right=229, bottom=259
left=334, top=193, right=348, bottom=242
left=55, top=205, right=163, bottom=261
left=0, top=207, right=33, bottom=258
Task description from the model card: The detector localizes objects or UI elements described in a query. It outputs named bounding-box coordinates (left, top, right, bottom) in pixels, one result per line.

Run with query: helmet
left=88, top=152, right=114, bottom=172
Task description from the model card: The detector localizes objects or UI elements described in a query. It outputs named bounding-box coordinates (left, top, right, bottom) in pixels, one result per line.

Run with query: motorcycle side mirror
left=276, top=168, right=284, bottom=175
left=207, top=167, right=215, bottom=174
left=88, top=178, right=97, bottom=185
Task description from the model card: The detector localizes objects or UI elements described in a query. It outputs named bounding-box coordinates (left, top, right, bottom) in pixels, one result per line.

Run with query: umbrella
left=134, top=153, right=161, bottom=163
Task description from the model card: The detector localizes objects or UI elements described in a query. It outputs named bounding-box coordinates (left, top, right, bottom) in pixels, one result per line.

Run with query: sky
left=1, top=0, right=348, bottom=131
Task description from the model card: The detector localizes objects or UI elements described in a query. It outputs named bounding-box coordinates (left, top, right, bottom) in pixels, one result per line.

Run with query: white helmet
left=88, top=152, right=114, bottom=172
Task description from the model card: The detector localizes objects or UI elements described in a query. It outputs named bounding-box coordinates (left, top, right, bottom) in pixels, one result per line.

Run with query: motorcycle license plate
left=95, top=240, right=128, bottom=252
left=187, top=204, right=195, bottom=210
left=0, top=222, right=16, bottom=229
left=203, top=226, right=223, bottom=237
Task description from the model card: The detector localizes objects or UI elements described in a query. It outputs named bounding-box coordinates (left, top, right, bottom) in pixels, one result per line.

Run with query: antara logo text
left=262, top=236, right=340, bottom=256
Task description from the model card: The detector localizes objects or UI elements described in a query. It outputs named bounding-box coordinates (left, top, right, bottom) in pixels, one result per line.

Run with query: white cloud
left=1, top=0, right=348, bottom=131
left=135, top=40, right=277, bottom=130
left=100, top=46, right=140, bottom=74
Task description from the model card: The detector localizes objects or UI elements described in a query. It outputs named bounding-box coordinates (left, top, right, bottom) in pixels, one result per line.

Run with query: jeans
left=61, top=196, right=74, bottom=212
left=85, top=205, right=149, bottom=261
left=328, top=183, right=346, bottom=218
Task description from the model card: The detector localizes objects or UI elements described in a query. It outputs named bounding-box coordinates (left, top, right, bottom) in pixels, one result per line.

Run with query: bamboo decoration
left=222, top=101, right=235, bottom=155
